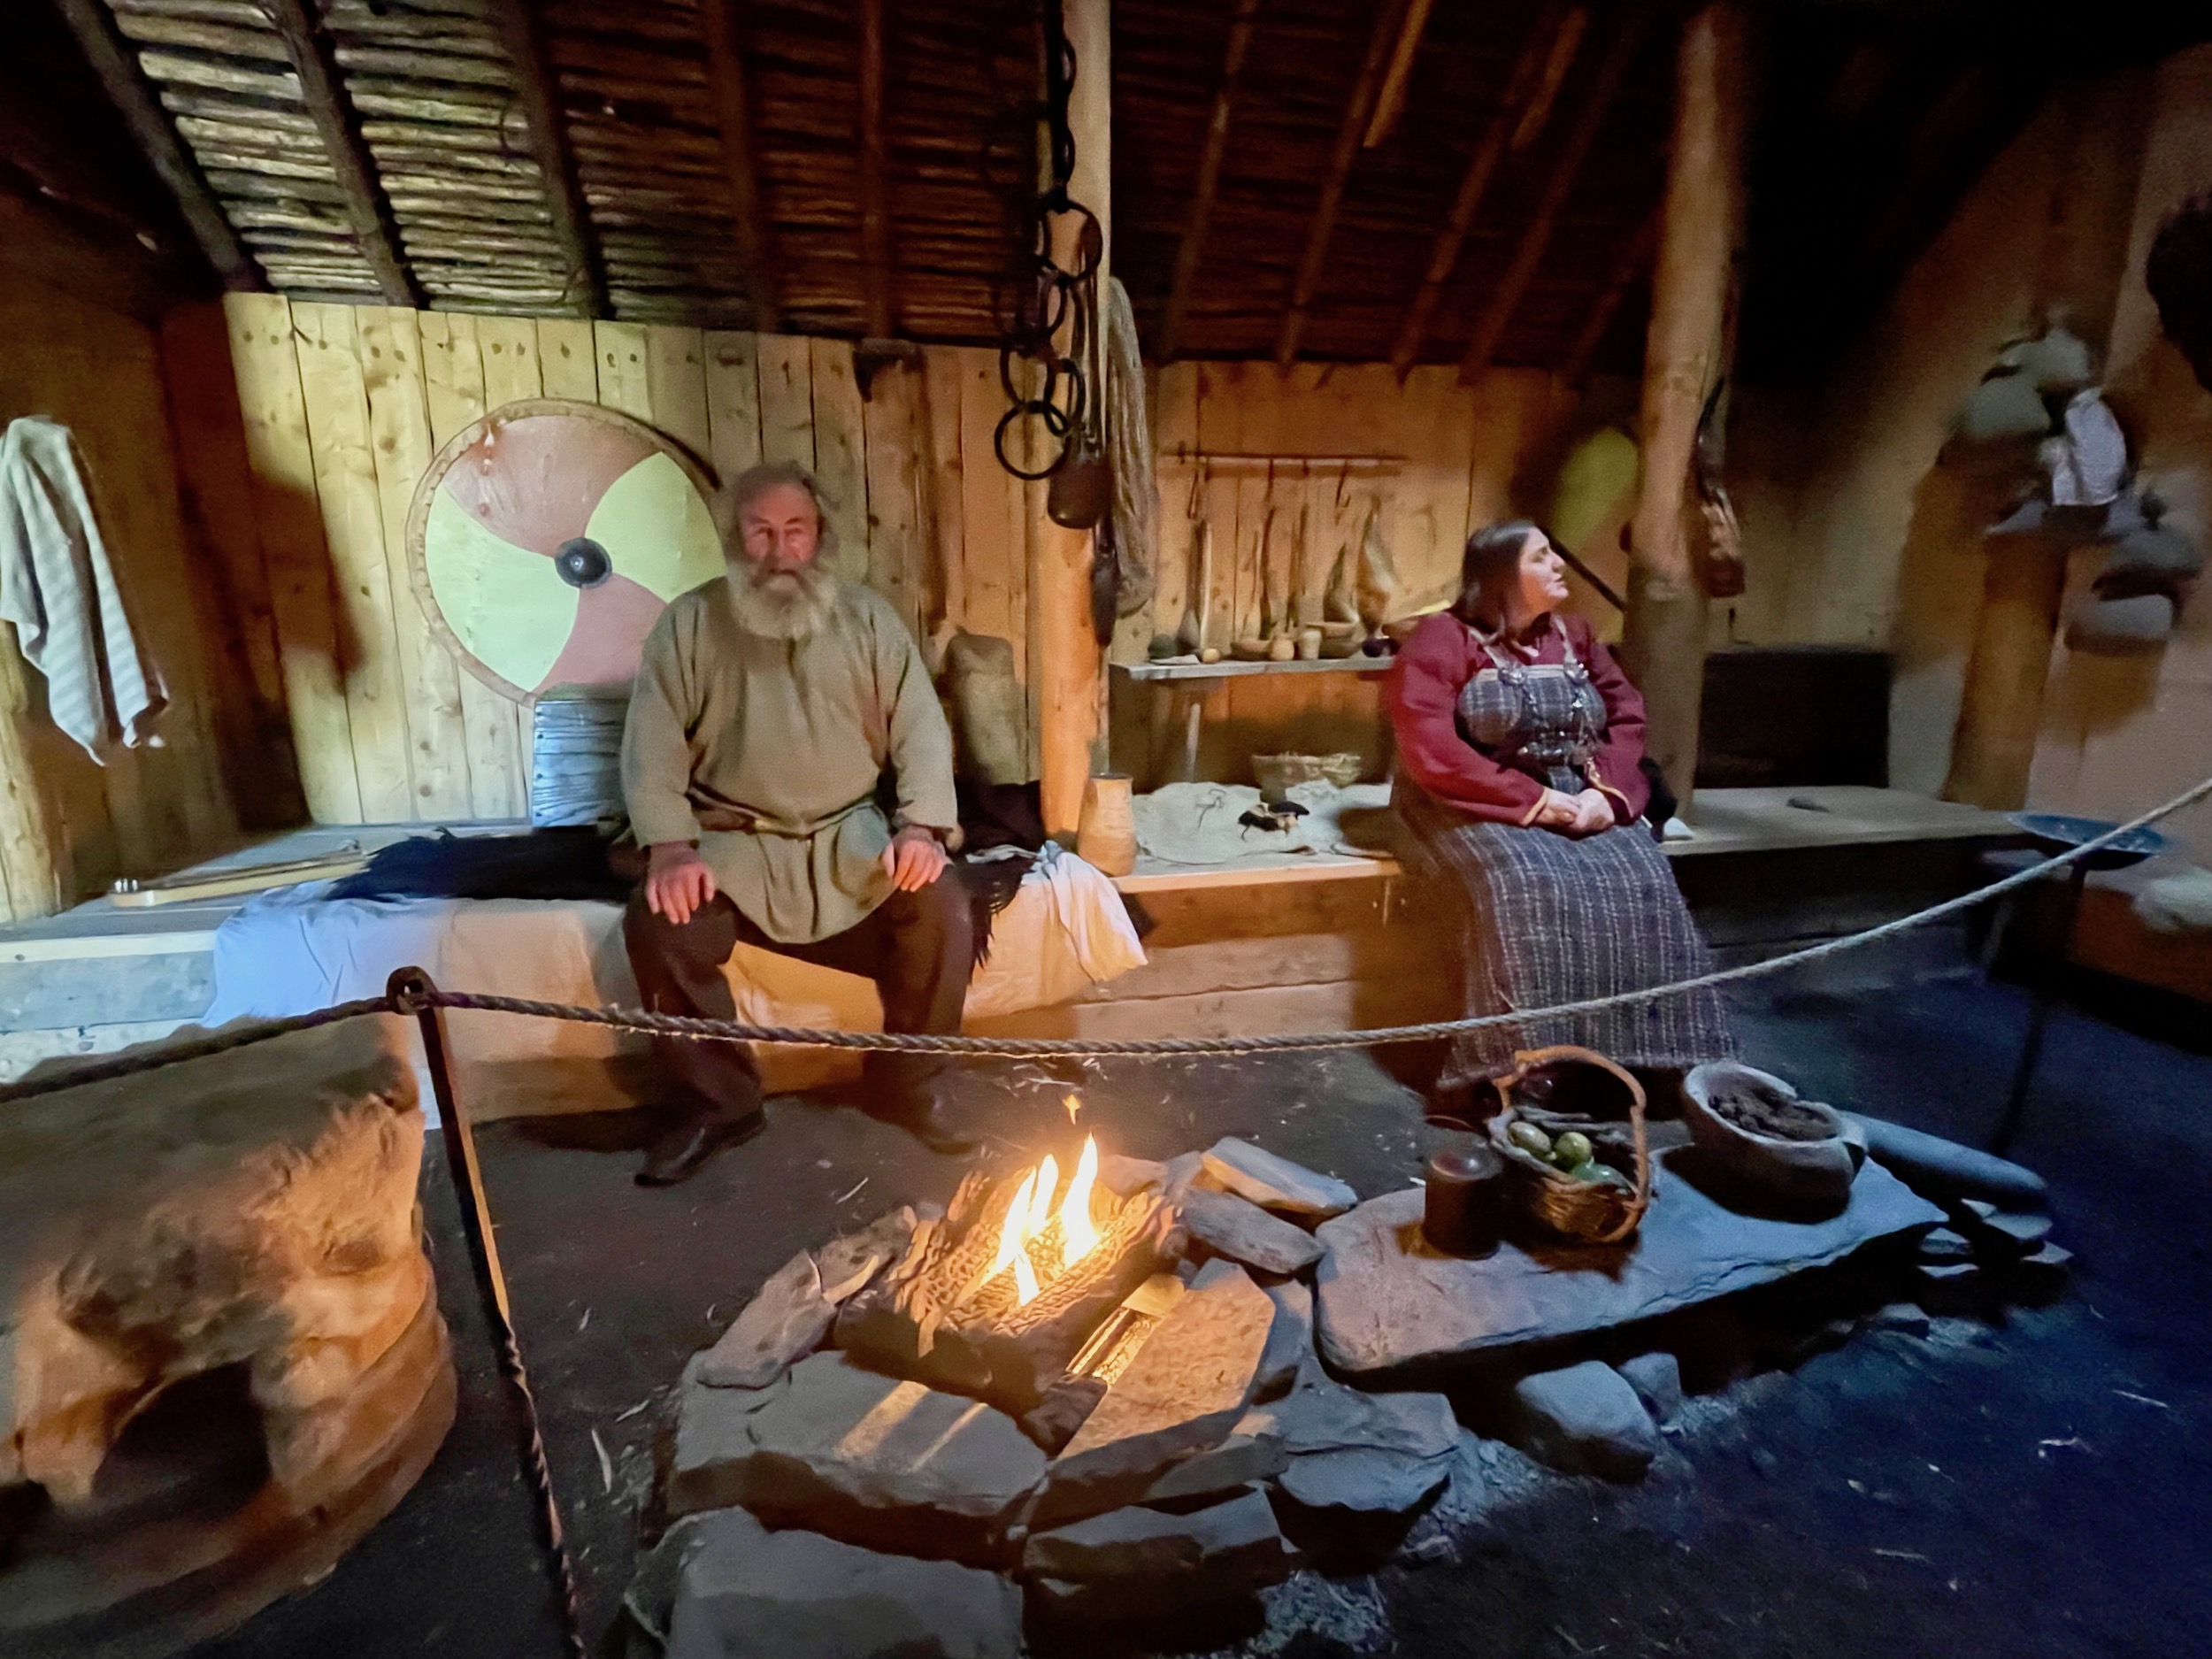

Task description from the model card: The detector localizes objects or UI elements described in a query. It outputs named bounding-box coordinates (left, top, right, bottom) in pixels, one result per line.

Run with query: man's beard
left=726, top=556, right=836, bottom=640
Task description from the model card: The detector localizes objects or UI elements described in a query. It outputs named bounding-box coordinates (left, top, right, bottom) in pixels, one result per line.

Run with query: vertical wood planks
left=159, top=303, right=302, bottom=828
left=224, top=292, right=362, bottom=823
left=477, top=314, right=548, bottom=796
left=919, top=349, right=966, bottom=659
left=704, top=330, right=763, bottom=487
left=356, top=305, right=472, bottom=819
left=421, top=311, right=526, bottom=819
left=536, top=318, right=599, bottom=400
left=757, top=335, right=816, bottom=470
left=644, top=325, right=712, bottom=465
left=956, top=347, right=1025, bottom=694
left=479, top=317, right=545, bottom=409
left=594, top=320, right=653, bottom=422
left=291, top=302, right=416, bottom=822
left=809, top=338, right=869, bottom=584
left=862, top=364, right=926, bottom=640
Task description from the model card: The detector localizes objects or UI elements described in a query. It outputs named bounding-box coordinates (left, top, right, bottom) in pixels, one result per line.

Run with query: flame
left=985, top=1135, right=1106, bottom=1306
left=1060, top=1135, right=1102, bottom=1269
left=1064, top=1093, right=1083, bottom=1125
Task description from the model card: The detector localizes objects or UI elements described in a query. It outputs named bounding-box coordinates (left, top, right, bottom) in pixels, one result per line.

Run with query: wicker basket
left=1484, top=1045, right=1652, bottom=1244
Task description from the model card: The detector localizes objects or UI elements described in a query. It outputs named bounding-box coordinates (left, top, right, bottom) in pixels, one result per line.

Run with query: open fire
left=980, top=1134, right=1103, bottom=1307
left=835, top=1122, right=1175, bottom=1416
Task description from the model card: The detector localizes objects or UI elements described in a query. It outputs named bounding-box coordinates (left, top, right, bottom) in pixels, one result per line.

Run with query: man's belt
left=690, top=795, right=877, bottom=839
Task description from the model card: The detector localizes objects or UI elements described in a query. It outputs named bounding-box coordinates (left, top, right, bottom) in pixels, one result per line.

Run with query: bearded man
left=620, top=461, right=976, bottom=1185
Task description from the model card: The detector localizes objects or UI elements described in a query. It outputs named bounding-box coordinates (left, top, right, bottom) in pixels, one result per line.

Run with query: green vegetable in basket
left=1508, top=1122, right=1554, bottom=1158
left=1565, top=1159, right=1608, bottom=1183
left=1552, top=1131, right=1594, bottom=1170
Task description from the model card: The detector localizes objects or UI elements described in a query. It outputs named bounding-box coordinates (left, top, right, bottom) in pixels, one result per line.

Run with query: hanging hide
left=1104, top=276, right=1157, bottom=617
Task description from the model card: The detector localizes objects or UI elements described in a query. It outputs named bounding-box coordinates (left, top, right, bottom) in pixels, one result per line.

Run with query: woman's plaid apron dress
left=1395, top=631, right=1735, bottom=1086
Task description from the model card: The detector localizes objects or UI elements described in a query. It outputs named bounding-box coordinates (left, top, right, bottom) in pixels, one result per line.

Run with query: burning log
left=835, top=1139, right=1176, bottom=1416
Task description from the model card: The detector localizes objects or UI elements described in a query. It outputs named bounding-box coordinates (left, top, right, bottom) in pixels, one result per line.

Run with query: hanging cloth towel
left=0, top=418, right=164, bottom=760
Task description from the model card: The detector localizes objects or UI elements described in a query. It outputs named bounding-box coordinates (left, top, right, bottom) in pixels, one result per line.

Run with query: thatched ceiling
left=22, top=0, right=2212, bottom=377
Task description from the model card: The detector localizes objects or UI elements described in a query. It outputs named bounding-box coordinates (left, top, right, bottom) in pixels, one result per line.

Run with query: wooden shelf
left=1114, top=656, right=1393, bottom=683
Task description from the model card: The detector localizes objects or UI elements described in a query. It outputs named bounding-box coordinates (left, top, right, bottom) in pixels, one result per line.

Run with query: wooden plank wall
left=0, top=273, right=274, bottom=921
left=214, top=295, right=1041, bottom=824
left=1111, top=361, right=1579, bottom=788
left=211, top=296, right=1585, bottom=826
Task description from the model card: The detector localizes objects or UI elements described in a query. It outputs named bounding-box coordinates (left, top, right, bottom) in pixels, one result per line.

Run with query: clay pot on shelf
left=1076, top=773, right=1137, bottom=876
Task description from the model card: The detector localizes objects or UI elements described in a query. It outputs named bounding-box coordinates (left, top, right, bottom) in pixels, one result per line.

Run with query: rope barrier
left=2, top=771, right=2205, bottom=1104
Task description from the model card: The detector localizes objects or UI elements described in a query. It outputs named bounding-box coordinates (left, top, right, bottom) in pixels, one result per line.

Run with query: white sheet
left=202, top=854, right=1145, bottom=1115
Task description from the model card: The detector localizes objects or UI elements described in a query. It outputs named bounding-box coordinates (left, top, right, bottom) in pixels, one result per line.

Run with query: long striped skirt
left=1396, top=781, right=1737, bottom=1087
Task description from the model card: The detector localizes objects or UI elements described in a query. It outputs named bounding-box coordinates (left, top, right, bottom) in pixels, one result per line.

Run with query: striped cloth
left=1396, top=777, right=1737, bottom=1086
left=0, top=419, right=163, bottom=760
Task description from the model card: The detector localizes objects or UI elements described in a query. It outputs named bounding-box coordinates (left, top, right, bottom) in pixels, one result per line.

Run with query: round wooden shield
left=405, top=398, right=723, bottom=703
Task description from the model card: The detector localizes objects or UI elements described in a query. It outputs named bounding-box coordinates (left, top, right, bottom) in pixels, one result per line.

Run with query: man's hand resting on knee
left=882, top=826, right=949, bottom=892
left=645, top=842, right=718, bottom=924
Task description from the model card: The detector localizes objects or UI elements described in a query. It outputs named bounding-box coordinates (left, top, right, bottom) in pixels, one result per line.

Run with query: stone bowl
left=1681, top=1062, right=1863, bottom=1207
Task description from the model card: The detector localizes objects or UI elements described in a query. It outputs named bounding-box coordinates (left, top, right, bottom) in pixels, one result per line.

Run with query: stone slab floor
left=187, top=947, right=2212, bottom=1659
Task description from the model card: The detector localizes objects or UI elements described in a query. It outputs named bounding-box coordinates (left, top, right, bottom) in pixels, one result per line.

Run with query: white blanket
left=203, top=849, right=1146, bottom=1117
left=0, top=418, right=164, bottom=759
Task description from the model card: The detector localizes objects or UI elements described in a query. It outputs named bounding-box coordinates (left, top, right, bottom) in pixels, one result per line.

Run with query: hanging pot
left=1048, top=430, right=1113, bottom=531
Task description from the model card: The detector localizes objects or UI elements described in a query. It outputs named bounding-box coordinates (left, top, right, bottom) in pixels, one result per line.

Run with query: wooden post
left=1944, top=542, right=2071, bottom=807
left=1037, top=0, right=1110, bottom=840
left=1619, top=3, right=1745, bottom=811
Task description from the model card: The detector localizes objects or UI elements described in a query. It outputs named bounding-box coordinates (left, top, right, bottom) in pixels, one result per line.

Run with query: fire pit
left=642, top=1108, right=2061, bottom=1657
left=835, top=1135, right=1176, bottom=1415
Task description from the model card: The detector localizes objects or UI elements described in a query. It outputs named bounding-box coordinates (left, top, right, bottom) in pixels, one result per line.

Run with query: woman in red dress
left=1387, top=520, right=1735, bottom=1097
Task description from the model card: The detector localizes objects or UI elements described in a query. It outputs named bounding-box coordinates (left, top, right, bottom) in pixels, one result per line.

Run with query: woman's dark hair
left=1453, top=519, right=1545, bottom=625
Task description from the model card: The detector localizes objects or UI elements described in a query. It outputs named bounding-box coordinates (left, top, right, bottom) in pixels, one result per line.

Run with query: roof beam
left=1158, top=0, right=1261, bottom=361
left=1557, top=197, right=1663, bottom=388
left=1458, top=4, right=1651, bottom=384
left=482, top=0, right=606, bottom=318
left=858, top=0, right=893, bottom=336
left=1390, top=4, right=1586, bottom=377
left=701, top=0, right=780, bottom=331
left=46, top=0, right=261, bottom=291
left=260, top=0, right=417, bottom=307
left=1274, top=0, right=1412, bottom=367
left=1362, top=0, right=1439, bottom=150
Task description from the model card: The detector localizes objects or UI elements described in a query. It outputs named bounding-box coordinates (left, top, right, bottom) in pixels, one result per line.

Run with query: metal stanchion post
left=388, top=968, right=586, bottom=1658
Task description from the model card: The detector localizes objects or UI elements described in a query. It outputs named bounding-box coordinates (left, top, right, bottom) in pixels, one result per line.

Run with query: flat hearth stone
left=1978, top=1210, right=2055, bottom=1255
left=1161, top=1150, right=1208, bottom=1204
left=1917, top=1227, right=1976, bottom=1265
left=1140, top=1407, right=1287, bottom=1504
left=1201, top=1140, right=1359, bottom=1221
left=1039, top=1261, right=1274, bottom=1523
left=1867, top=1302, right=1932, bottom=1337
left=665, top=1506, right=1023, bottom=1659
left=1271, top=1366, right=1461, bottom=1519
left=1845, top=1114, right=2048, bottom=1209
left=1100, top=1154, right=1168, bottom=1197
left=1916, top=1261, right=1985, bottom=1315
left=1256, top=1282, right=1313, bottom=1401
left=1022, top=1485, right=1294, bottom=1615
left=1512, top=1362, right=1660, bottom=1481
left=1615, top=1352, right=1682, bottom=1425
left=1182, top=1187, right=1325, bottom=1277
left=698, top=1252, right=835, bottom=1390
left=1017, top=1375, right=1107, bottom=1455
left=668, top=1352, right=1045, bottom=1565
left=1313, top=1156, right=1945, bottom=1378
left=815, top=1206, right=921, bottom=1304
